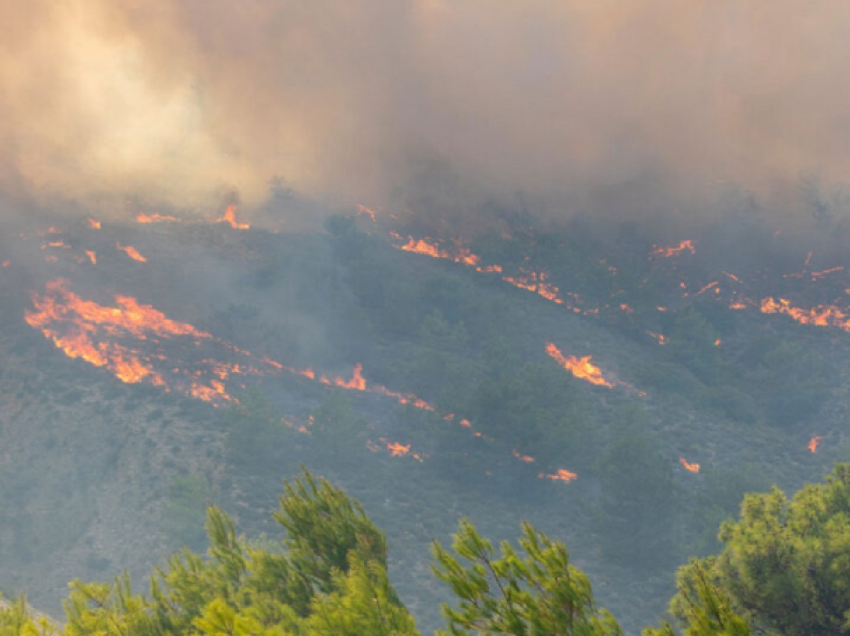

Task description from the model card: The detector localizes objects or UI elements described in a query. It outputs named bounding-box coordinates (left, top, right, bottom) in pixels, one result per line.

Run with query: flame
left=808, top=436, right=823, bottom=453
left=545, top=342, right=615, bottom=388
left=679, top=457, right=700, bottom=473
left=217, top=205, right=250, bottom=229
left=647, top=331, right=667, bottom=345
left=85, top=250, right=97, bottom=265
left=136, top=212, right=180, bottom=223
left=651, top=240, right=695, bottom=257
left=759, top=297, right=850, bottom=330
left=539, top=469, right=578, bottom=483
left=116, top=243, right=147, bottom=262
left=714, top=338, right=721, bottom=346
left=512, top=449, right=536, bottom=463
left=367, top=437, right=425, bottom=462
left=23, top=280, right=263, bottom=406
left=87, top=218, right=101, bottom=230
left=356, top=204, right=378, bottom=222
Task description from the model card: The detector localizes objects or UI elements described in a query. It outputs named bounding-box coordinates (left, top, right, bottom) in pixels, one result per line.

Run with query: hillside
left=0, top=207, right=847, bottom=633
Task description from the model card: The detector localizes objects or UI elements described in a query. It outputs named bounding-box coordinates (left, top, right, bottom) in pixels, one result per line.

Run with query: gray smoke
left=3, top=1, right=850, bottom=223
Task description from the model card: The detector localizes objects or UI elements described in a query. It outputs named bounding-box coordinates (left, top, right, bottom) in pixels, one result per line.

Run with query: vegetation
left=6, top=465, right=850, bottom=635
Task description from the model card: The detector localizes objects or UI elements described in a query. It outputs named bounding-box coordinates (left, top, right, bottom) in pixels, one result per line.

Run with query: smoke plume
left=4, top=1, right=850, bottom=221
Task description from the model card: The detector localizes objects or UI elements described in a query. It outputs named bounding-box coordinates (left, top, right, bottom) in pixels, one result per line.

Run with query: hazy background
left=3, top=1, right=850, bottom=223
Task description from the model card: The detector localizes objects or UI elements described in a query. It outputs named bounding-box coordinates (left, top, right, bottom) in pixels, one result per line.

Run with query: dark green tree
left=432, top=518, right=621, bottom=636
left=676, top=464, right=850, bottom=636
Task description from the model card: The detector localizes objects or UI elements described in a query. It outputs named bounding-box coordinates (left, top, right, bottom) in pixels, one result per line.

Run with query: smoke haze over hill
left=2, top=1, right=850, bottom=222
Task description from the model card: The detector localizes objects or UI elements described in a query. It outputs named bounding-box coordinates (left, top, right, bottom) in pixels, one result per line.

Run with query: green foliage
left=163, top=474, right=213, bottom=550
left=678, top=464, right=850, bottom=636
left=743, top=338, right=831, bottom=427
left=274, top=467, right=389, bottom=594
left=594, top=413, right=680, bottom=568
left=645, top=562, right=751, bottom=636
left=432, top=518, right=621, bottom=636
left=666, top=310, right=722, bottom=385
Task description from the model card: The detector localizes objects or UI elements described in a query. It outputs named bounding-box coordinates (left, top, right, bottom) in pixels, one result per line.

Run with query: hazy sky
left=4, top=1, right=850, bottom=220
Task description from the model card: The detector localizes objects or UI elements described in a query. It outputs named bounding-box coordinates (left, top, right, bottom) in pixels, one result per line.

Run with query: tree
left=432, top=518, right=621, bottom=636
left=57, top=468, right=416, bottom=636
left=674, top=464, right=850, bottom=636
left=644, top=561, right=751, bottom=636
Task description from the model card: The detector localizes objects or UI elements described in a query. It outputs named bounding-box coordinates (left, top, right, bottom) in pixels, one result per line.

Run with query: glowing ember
left=808, top=436, right=823, bottom=453
left=357, top=204, right=378, bottom=222
left=760, top=297, right=850, bottom=331
left=217, top=205, right=249, bottom=229
left=647, top=331, right=667, bottom=345
left=679, top=457, right=700, bottom=473
left=651, top=240, right=695, bottom=257
left=512, top=449, right=536, bottom=463
left=87, top=218, right=101, bottom=229
left=117, top=243, right=147, bottom=263
left=545, top=342, right=615, bottom=388
left=539, top=469, right=577, bottom=483
left=85, top=251, right=97, bottom=265
left=137, top=213, right=180, bottom=223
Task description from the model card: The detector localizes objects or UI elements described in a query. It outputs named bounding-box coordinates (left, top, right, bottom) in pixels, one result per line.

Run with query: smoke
left=4, top=1, right=850, bottom=222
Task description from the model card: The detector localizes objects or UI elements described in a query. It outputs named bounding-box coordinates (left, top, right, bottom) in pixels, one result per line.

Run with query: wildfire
left=217, top=205, right=250, bottom=229
left=367, top=438, right=425, bottom=462
left=22, top=280, right=268, bottom=406
left=136, top=213, right=180, bottom=223
left=539, top=469, right=578, bottom=483
left=117, top=243, right=147, bottom=263
left=808, top=436, right=823, bottom=453
left=87, top=218, right=101, bottom=230
left=512, top=449, right=536, bottom=463
left=85, top=251, right=97, bottom=265
left=679, top=457, right=700, bottom=473
left=545, top=342, right=615, bottom=388
left=647, top=331, right=667, bottom=345
left=759, top=297, right=850, bottom=331
left=651, top=240, right=695, bottom=258
left=356, top=204, right=378, bottom=222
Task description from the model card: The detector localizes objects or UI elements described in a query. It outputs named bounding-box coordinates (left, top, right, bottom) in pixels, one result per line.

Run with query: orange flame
left=539, top=469, right=578, bottom=483
left=85, top=250, right=97, bottom=265
left=356, top=204, right=378, bottom=222
left=651, top=240, right=695, bottom=257
left=679, top=457, right=700, bottom=473
left=545, top=342, right=615, bottom=388
left=87, top=218, right=101, bottom=229
left=759, top=297, right=850, bottom=331
left=117, top=243, right=147, bottom=262
left=23, top=280, right=255, bottom=406
left=808, top=436, right=823, bottom=453
left=217, top=205, right=249, bottom=229
left=647, top=331, right=667, bottom=345
left=136, top=213, right=180, bottom=223
left=512, top=449, right=536, bottom=463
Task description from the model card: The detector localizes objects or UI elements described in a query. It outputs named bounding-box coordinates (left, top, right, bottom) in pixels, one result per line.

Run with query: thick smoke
left=4, top=1, right=850, bottom=221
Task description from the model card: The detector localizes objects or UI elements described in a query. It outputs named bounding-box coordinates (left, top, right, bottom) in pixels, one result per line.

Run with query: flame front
left=23, top=280, right=263, bottom=406
left=137, top=213, right=180, bottom=223
left=117, top=243, right=147, bottom=263
left=217, top=205, right=250, bottom=230
left=679, top=457, right=700, bottom=473
left=808, top=436, right=823, bottom=453
left=539, top=469, right=578, bottom=483
left=545, top=342, right=615, bottom=388
left=651, top=240, right=695, bottom=257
